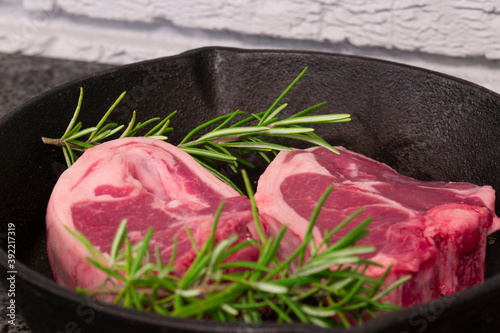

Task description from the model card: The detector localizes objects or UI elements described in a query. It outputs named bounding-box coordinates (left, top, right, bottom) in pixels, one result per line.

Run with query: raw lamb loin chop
left=254, top=146, right=500, bottom=307
left=46, top=137, right=258, bottom=290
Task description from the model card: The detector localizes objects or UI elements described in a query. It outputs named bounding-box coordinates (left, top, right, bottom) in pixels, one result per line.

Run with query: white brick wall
left=1, top=0, right=500, bottom=92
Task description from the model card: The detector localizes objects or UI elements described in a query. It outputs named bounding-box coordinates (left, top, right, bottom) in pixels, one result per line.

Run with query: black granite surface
left=0, top=52, right=112, bottom=333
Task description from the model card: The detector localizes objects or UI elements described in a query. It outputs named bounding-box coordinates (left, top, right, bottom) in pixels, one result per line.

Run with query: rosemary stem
left=41, top=137, right=79, bottom=149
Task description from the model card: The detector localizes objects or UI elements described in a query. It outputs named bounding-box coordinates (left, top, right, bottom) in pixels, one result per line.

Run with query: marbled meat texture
left=46, top=137, right=258, bottom=290
left=254, top=146, right=500, bottom=307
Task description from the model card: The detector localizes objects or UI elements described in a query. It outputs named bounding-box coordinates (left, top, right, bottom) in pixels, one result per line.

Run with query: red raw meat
left=254, top=146, right=500, bottom=306
left=46, top=137, right=258, bottom=290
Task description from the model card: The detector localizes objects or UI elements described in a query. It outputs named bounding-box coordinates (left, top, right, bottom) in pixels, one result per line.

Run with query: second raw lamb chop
left=254, top=146, right=500, bottom=306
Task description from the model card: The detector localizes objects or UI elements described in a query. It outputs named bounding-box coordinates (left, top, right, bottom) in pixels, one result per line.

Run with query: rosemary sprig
left=42, top=68, right=351, bottom=191
left=176, top=68, right=350, bottom=179
left=71, top=171, right=410, bottom=328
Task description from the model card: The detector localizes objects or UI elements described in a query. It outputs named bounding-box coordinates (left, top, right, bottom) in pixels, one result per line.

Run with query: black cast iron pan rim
left=1, top=46, right=499, bottom=332
left=2, top=45, right=500, bottom=125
